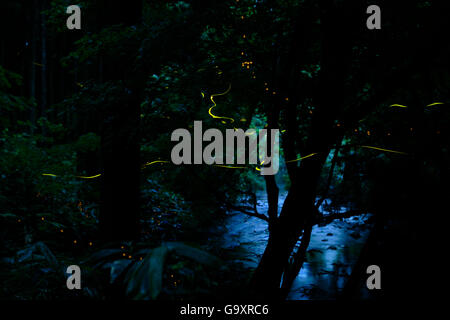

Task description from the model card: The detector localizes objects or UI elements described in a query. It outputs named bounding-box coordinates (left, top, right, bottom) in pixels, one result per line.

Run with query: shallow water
left=216, top=192, right=372, bottom=300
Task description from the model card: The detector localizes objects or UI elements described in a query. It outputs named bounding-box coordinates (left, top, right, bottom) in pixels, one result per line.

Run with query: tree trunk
left=30, top=0, right=39, bottom=133
left=98, top=1, right=142, bottom=242
left=40, top=0, right=47, bottom=132
left=251, top=153, right=328, bottom=298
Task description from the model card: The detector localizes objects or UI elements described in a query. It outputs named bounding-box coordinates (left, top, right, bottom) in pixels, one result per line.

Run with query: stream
left=213, top=192, right=372, bottom=300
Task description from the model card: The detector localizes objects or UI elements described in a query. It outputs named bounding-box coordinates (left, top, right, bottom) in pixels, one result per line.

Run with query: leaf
left=35, top=241, right=59, bottom=270
left=110, top=259, right=133, bottom=284
left=0, top=213, right=17, bottom=219
left=16, top=246, right=35, bottom=263
left=46, top=221, right=65, bottom=229
left=124, top=246, right=168, bottom=300
left=88, top=249, right=123, bottom=266
left=1, top=257, right=15, bottom=264
left=163, top=242, right=222, bottom=267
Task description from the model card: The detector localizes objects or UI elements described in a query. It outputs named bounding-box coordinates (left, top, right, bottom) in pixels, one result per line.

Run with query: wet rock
left=307, top=249, right=323, bottom=255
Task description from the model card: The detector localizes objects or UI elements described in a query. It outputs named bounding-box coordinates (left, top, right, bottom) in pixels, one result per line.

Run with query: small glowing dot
left=122, top=253, right=126, bottom=257
left=18, top=219, right=21, bottom=223
left=139, top=257, right=143, bottom=261
left=121, top=246, right=124, bottom=249
left=272, top=91, right=276, bottom=95
left=387, top=132, right=391, bottom=136
left=241, top=15, right=244, bottom=20
left=265, top=88, right=269, bottom=91
left=60, top=229, right=64, bottom=233
left=242, top=34, right=246, bottom=39
left=73, top=240, right=77, bottom=244
left=128, top=255, right=132, bottom=259
left=285, top=97, right=289, bottom=101
left=241, top=52, right=244, bottom=55
left=89, top=242, right=93, bottom=246
left=337, top=123, right=341, bottom=127
left=41, top=217, right=45, bottom=221
left=367, top=131, right=371, bottom=136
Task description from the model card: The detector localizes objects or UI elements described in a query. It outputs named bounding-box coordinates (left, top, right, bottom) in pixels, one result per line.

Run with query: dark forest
left=0, top=0, right=449, bottom=306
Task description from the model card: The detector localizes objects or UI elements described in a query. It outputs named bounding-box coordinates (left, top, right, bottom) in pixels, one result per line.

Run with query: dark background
left=0, top=0, right=449, bottom=302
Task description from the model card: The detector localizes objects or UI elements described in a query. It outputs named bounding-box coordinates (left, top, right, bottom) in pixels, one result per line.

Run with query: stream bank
left=211, top=192, right=373, bottom=299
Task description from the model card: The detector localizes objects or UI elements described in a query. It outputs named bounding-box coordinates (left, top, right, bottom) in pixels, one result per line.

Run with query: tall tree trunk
left=251, top=152, right=329, bottom=298
left=98, top=1, right=142, bottom=241
left=40, top=0, right=47, bottom=133
left=30, top=0, right=39, bottom=133
left=250, top=0, right=362, bottom=298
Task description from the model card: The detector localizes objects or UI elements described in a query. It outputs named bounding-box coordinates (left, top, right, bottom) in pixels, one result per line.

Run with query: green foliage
left=0, top=125, right=98, bottom=264
left=0, top=66, right=33, bottom=129
left=125, top=246, right=168, bottom=300
left=75, top=132, right=100, bottom=153
left=89, top=241, right=223, bottom=300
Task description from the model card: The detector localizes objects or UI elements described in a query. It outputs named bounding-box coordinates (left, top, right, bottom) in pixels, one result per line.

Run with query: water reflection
left=217, top=192, right=372, bottom=299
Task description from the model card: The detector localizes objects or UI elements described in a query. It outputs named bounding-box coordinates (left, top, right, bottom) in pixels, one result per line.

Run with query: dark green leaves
left=124, top=246, right=168, bottom=300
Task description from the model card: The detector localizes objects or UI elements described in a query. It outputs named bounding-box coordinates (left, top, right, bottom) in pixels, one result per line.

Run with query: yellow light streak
left=213, top=164, right=246, bottom=169
left=142, top=160, right=170, bottom=168
left=426, top=102, right=444, bottom=107
left=389, top=104, right=408, bottom=108
left=255, top=160, right=265, bottom=171
left=208, top=84, right=235, bottom=124
left=285, top=153, right=319, bottom=163
left=360, top=145, right=408, bottom=155
left=43, top=160, right=170, bottom=179
left=75, top=174, right=102, bottom=179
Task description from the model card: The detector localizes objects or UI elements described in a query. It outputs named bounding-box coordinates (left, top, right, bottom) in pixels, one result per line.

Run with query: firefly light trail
left=285, top=153, right=319, bottom=163
left=42, top=143, right=409, bottom=178
left=42, top=160, right=169, bottom=179
left=359, top=145, right=408, bottom=155
left=43, top=95, right=422, bottom=178
left=208, top=84, right=235, bottom=124
left=389, top=102, right=445, bottom=109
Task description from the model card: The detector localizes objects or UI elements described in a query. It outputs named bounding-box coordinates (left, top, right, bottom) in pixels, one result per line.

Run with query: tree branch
left=229, top=205, right=269, bottom=223
left=315, top=142, right=342, bottom=209
left=314, top=209, right=367, bottom=226
left=281, top=222, right=313, bottom=295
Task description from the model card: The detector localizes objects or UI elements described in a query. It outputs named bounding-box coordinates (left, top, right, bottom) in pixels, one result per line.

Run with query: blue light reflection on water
left=217, top=192, right=372, bottom=300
